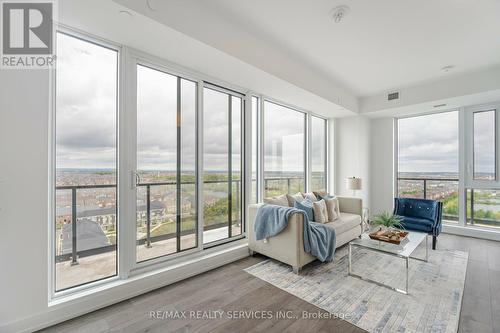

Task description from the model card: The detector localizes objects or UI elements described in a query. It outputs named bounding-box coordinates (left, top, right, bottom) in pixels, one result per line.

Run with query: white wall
left=369, top=118, right=395, bottom=216
left=0, top=70, right=50, bottom=328
left=334, top=116, right=371, bottom=209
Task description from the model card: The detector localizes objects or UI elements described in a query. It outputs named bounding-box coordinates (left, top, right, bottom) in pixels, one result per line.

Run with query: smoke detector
left=330, top=5, right=350, bottom=23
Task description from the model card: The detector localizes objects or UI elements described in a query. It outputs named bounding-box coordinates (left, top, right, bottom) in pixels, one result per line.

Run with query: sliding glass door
left=135, top=64, right=197, bottom=262
left=203, top=86, right=244, bottom=244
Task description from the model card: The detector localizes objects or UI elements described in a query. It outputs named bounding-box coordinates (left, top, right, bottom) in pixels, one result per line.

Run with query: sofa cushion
left=294, top=199, right=314, bottom=221
left=324, top=197, right=340, bottom=221
left=263, top=194, right=289, bottom=207
left=313, top=191, right=328, bottom=199
left=286, top=192, right=304, bottom=207
left=302, top=192, right=318, bottom=202
left=325, top=213, right=361, bottom=235
left=400, top=216, right=435, bottom=233
left=312, top=199, right=328, bottom=223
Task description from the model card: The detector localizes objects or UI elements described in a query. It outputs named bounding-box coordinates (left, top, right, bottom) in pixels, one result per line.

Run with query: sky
left=398, top=110, right=495, bottom=175
left=55, top=33, right=326, bottom=175
left=398, top=112, right=459, bottom=173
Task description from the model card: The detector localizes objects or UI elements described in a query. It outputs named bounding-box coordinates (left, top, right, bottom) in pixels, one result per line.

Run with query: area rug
left=244, top=245, right=468, bottom=333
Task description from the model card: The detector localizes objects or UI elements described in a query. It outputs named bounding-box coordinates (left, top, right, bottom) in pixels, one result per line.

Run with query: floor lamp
left=346, top=177, right=370, bottom=231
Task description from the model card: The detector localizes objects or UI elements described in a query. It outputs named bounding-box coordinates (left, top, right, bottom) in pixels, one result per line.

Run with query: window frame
left=310, top=115, right=329, bottom=193
left=395, top=104, right=500, bottom=231
left=132, top=61, right=200, bottom=266
left=50, top=27, right=122, bottom=298
left=201, top=82, right=247, bottom=248
left=471, top=109, right=497, bottom=182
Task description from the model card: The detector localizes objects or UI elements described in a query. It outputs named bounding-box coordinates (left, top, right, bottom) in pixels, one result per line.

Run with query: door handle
left=131, top=170, right=141, bottom=189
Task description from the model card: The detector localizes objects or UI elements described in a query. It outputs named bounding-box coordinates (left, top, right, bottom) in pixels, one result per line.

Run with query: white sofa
left=248, top=196, right=363, bottom=273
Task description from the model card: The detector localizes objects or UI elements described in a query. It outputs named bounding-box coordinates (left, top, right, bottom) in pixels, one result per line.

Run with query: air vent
left=433, top=103, right=447, bottom=108
left=387, top=91, right=400, bottom=101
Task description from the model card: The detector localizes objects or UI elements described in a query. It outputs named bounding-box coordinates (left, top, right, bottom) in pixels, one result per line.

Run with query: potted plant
left=371, top=211, right=404, bottom=231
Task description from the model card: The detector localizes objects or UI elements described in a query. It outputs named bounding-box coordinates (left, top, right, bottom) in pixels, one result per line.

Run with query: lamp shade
left=346, top=177, right=362, bottom=191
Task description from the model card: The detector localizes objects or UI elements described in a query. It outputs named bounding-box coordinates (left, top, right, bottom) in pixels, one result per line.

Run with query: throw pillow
left=263, top=194, right=289, bottom=207
left=294, top=199, right=314, bottom=221
left=324, top=197, right=339, bottom=222
left=302, top=192, right=318, bottom=202
left=316, top=192, right=334, bottom=201
left=286, top=192, right=304, bottom=207
left=312, top=199, right=328, bottom=223
left=313, top=191, right=328, bottom=199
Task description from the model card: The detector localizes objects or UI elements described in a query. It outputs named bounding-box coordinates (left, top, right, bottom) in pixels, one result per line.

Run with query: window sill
left=443, top=223, right=500, bottom=242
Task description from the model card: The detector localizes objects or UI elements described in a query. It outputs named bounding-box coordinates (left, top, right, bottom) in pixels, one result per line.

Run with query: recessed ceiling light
left=119, top=10, right=133, bottom=18
left=330, top=5, right=350, bottom=23
left=441, top=65, right=454, bottom=73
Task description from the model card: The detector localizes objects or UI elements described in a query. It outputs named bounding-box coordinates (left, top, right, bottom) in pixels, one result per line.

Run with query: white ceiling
left=116, top=0, right=500, bottom=99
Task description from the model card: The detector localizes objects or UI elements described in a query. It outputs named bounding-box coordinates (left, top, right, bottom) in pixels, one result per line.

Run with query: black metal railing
left=397, top=177, right=459, bottom=221
left=55, top=179, right=243, bottom=264
left=55, top=176, right=316, bottom=264
left=398, top=177, right=500, bottom=227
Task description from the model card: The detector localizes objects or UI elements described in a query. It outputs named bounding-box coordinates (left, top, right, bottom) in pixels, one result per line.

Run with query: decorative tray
left=368, top=229, right=408, bottom=245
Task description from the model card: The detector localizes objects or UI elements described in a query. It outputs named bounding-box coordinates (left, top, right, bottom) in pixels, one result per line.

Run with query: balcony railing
left=56, top=179, right=242, bottom=264
left=398, top=177, right=500, bottom=227
left=55, top=176, right=316, bottom=264
left=397, top=177, right=459, bottom=222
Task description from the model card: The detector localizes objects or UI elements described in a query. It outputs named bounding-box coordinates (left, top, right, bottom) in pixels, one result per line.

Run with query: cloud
left=398, top=112, right=458, bottom=173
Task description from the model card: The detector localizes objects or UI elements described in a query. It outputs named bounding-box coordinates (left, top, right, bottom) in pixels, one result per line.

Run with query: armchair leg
left=249, top=250, right=255, bottom=257
left=432, top=236, right=437, bottom=250
left=292, top=266, right=301, bottom=275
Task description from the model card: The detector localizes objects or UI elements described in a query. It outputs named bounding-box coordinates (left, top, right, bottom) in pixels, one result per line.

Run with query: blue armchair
left=393, top=198, right=443, bottom=250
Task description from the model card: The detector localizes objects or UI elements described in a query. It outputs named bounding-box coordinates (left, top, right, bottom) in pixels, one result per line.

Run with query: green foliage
left=372, top=211, right=404, bottom=229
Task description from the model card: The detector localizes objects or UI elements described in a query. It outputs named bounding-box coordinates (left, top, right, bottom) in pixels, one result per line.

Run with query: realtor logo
left=1, top=0, right=56, bottom=69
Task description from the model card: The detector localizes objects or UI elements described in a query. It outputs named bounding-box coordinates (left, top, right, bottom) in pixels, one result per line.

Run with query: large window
left=135, top=65, right=197, bottom=263
left=397, top=111, right=459, bottom=222
left=473, top=110, right=496, bottom=180
left=52, top=29, right=330, bottom=294
left=203, top=86, right=244, bottom=244
left=311, top=116, right=327, bottom=193
left=54, top=32, right=118, bottom=291
left=263, top=101, right=305, bottom=197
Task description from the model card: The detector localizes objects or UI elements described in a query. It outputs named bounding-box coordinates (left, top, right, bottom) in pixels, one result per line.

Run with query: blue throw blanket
left=254, top=205, right=336, bottom=262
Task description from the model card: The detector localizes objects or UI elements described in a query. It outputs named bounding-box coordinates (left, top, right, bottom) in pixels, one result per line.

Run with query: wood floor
left=40, top=233, right=500, bottom=333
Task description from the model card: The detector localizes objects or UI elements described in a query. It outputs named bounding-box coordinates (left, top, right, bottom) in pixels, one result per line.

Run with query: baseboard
left=1, top=243, right=250, bottom=333
left=443, top=224, right=500, bottom=242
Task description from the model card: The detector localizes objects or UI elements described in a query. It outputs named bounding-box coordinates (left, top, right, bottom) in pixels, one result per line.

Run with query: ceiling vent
left=387, top=91, right=400, bottom=101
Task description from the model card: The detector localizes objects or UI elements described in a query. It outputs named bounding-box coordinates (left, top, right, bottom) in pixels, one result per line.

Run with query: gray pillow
left=312, top=199, right=328, bottom=223
left=286, top=192, right=304, bottom=207
left=324, top=197, right=340, bottom=221
left=302, top=192, right=318, bottom=202
left=263, top=194, right=289, bottom=207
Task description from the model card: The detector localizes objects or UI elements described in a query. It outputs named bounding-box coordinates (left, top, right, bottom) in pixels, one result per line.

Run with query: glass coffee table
left=348, top=231, right=428, bottom=295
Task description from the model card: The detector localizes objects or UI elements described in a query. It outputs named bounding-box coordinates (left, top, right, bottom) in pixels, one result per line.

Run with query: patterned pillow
left=263, top=194, right=289, bottom=207
left=302, top=192, right=318, bottom=202
left=286, top=192, right=304, bottom=207
left=294, top=199, right=314, bottom=221
left=312, top=199, right=328, bottom=223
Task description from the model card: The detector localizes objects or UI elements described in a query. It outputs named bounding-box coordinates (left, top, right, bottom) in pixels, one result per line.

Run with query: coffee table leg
left=425, top=235, right=429, bottom=262
left=405, top=257, right=409, bottom=294
left=348, top=243, right=352, bottom=275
